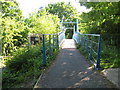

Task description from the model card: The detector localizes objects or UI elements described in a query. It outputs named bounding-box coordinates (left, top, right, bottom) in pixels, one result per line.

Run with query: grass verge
left=2, top=44, right=59, bottom=88
left=76, top=43, right=120, bottom=69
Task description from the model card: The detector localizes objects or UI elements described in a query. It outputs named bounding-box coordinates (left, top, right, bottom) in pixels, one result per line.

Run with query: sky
left=16, top=0, right=91, bottom=18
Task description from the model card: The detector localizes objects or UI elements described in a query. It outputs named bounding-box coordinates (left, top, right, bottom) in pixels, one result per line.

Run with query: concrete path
left=37, top=39, right=117, bottom=88
left=102, top=68, right=120, bottom=88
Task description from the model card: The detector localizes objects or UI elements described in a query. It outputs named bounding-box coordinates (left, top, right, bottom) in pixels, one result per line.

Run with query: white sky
left=16, top=0, right=91, bottom=18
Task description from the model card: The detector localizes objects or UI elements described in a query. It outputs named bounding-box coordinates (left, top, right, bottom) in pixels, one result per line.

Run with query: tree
left=25, top=10, right=60, bottom=34
left=45, top=2, right=80, bottom=38
left=79, top=2, right=120, bottom=47
left=1, top=0, right=27, bottom=55
left=1, top=0, right=23, bottom=20
left=45, top=2, right=79, bottom=21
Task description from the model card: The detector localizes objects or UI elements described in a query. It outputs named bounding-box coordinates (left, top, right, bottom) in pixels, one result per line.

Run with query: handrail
left=42, top=31, right=65, bottom=65
left=73, top=32, right=101, bottom=70
left=80, top=34, right=100, bottom=37
left=28, top=30, right=65, bottom=65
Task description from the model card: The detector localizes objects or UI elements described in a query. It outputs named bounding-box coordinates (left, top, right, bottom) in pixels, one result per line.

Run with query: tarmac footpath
left=36, top=39, right=117, bottom=88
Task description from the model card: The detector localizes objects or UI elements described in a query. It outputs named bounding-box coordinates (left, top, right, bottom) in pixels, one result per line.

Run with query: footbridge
left=31, top=19, right=119, bottom=88
left=33, top=19, right=101, bottom=70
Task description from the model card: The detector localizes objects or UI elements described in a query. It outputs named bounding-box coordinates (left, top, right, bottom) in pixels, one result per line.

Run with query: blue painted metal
left=73, top=32, right=101, bottom=70
left=76, top=19, right=79, bottom=32
left=86, top=36, right=88, bottom=53
left=89, top=37, right=93, bottom=60
left=62, top=22, right=77, bottom=24
left=49, top=35, right=52, bottom=56
left=73, top=25, right=75, bottom=34
left=56, top=34, right=59, bottom=49
left=42, top=34, right=46, bottom=65
left=52, top=35, right=55, bottom=51
left=41, top=25, right=66, bottom=65
left=96, top=36, right=101, bottom=69
left=58, top=31, right=65, bottom=46
left=41, top=19, right=80, bottom=65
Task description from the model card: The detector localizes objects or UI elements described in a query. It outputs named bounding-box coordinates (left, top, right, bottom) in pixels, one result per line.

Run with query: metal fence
left=73, top=32, right=101, bottom=70
left=42, top=31, right=65, bottom=65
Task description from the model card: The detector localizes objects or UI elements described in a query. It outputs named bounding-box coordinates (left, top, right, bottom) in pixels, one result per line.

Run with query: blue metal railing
left=73, top=32, right=101, bottom=70
left=42, top=31, right=65, bottom=65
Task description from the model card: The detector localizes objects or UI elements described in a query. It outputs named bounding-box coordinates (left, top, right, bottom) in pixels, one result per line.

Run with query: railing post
left=81, top=35, right=83, bottom=47
left=89, top=36, right=93, bottom=60
left=83, top=36, right=86, bottom=49
left=96, top=36, right=101, bottom=69
left=76, top=19, right=79, bottom=32
left=56, top=34, right=59, bottom=49
left=42, top=34, right=46, bottom=65
left=73, top=25, right=75, bottom=34
left=28, top=34, right=31, bottom=46
left=52, top=35, right=54, bottom=51
left=49, top=35, right=52, bottom=56
left=86, top=36, right=88, bottom=53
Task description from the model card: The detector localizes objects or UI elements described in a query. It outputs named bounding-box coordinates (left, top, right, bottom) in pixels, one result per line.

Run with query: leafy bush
left=79, top=2, right=120, bottom=69
left=2, top=43, right=59, bottom=88
left=2, top=45, right=43, bottom=88
left=1, top=0, right=60, bottom=56
left=100, top=43, right=120, bottom=68
left=77, top=42, right=120, bottom=69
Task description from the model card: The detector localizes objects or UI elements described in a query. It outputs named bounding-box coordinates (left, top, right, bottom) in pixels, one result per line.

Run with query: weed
left=2, top=44, right=59, bottom=88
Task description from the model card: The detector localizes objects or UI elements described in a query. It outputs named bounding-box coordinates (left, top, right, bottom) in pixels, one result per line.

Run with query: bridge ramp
left=37, top=39, right=116, bottom=88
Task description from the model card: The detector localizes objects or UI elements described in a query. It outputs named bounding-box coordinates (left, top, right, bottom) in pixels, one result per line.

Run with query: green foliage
left=79, top=2, right=120, bottom=68
left=100, top=42, right=120, bottom=68
left=1, top=1, right=61, bottom=87
left=2, top=43, right=59, bottom=88
left=80, top=2, right=120, bottom=47
left=1, top=0, right=60, bottom=56
left=1, top=0, right=60, bottom=88
left=2, top=45, right=42, bottom=88
left=45, top=2, right=79, bottom=38
left=29, top=13, right=60, bottom=34
left=46, top=2, right=79, bottom=21
left=1, top=0, right=28, bottom=55
left=5, top=45, right=42, bottom=71
left=1, top=17, right=28, bottom=55
left=1, top=0, right=23, bottom=20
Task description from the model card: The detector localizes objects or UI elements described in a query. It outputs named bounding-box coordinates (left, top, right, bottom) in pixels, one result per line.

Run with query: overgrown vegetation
left=45, top=2, right=79, bottom=38
left=77, top=42, right=120, bottom=69
left=1, top=0, right=60, bottom=88
left=78, top=2, right=120, bottom=68
left=1, top=0, right=60, bottom=56
left=2, top=44, right=59, bottom=88
left=1, top=0, right=120, bottom=88
left=100, top=42, right=120, bottom=68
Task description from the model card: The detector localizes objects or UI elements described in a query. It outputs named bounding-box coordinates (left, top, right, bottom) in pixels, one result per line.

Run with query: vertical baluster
left=80, top=35, right=83, bottom=46
left=42, top=34, right=46, bottom=65
left=96, top=36, right=101, bottom=69
left=53, top=35, right=54, bottom=51
left=89, top=36, right=93, bottom=60
left=84, top=36, right=86, bottom=49
left=49, top=35, right=52, bottom=56
left=76, top=19, right=79, bottom=32
left=73, top=25, right=75, bottom=34
left=56, top=34, right=59, bottom=49
left=86, top=36, right=88, bottom=53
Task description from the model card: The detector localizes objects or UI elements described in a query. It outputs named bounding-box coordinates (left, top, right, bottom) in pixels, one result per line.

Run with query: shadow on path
left=37, top=39, right=117, bottom=88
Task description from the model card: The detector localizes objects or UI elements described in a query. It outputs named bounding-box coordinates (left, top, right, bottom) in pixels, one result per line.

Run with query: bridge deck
left=37, top=39, right=116, bottom=88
